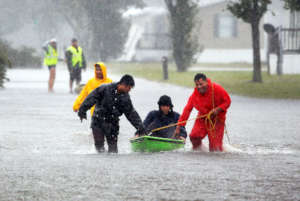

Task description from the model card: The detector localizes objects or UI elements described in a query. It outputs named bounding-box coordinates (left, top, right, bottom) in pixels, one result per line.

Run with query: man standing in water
left=43, top=38, right=58, bottom=92
left=65, top=38, right=87, bottom=93
left=78, top=74, right=146, bottom=153
left=174, top=73, right=231, bottom=152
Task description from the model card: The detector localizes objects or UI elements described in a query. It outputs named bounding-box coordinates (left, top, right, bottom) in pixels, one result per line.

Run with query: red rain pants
left=189, top=119, right=225, bottom=152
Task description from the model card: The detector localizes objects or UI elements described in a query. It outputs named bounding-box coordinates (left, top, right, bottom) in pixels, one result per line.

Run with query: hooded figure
left=143, top=95, right=187, bottom=139
left=73, top=62, right=112, bottom=115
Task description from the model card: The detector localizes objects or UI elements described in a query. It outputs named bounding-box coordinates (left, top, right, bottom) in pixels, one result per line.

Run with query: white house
left=120, top=0, right=266, bottom=64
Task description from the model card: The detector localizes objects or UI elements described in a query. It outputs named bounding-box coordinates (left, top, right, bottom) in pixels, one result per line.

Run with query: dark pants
left=48, top=65, right=56, bottom=70
left=70, top=67, right=82, bottom=83
left=92, top=127, right=118, bottom=153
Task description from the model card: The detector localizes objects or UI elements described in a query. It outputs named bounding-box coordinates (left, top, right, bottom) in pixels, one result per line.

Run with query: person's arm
left=178, top=95, right=194, bottom=125
left=211, top=84, right=231, bottom=117
left=78, top=85, right=105, bottom=121
left=42, top=41, right=49, bottom=53
left=65, top=50, right=72, bottom=71
left=123, top=96, right=145, bottom=136
left=174, top=95, right=194, bottom=138
left=179, top=126, right=187, bottom=139
left=217, top=87, right=231, bottom=112
left=143, top=111, right=156, bottom=131
left=82, top=52, right=87, bottom=70
left=43, top=46, right=49, bottom=54
left=173, top=112, right=187, bottom=141
left=73, top=81, right=90, bottom=112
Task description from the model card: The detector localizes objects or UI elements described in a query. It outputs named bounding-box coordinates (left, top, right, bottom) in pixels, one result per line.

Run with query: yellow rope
left=152, top=84, right=217, bottom=134
left=149, top=81, right=231, bottom=144
left=150, top=113, right=209, bottom=133
left=150, top=111, right=217, bottom=140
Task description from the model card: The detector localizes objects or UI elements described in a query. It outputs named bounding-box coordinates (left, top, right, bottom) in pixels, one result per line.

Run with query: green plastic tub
left=130, top=135, right=185, bottom=152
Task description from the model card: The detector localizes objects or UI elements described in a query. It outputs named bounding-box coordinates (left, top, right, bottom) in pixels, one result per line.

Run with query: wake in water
left=187, top=143, right=243, bottom=153
left=223, top=143, right=297, bottom=155
left=240, top=144, right=297, bottom=155
left=186, top=142, right=296, bottom=155
left=223, top=144, right=243, bottom=153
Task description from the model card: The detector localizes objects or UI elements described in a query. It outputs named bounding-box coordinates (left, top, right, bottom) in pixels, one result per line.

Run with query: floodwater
left=1, top=67, right=300, bottom=201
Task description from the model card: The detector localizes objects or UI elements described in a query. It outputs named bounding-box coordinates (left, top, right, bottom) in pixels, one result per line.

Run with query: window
left=137, top=15, right=171, bottom=49
left=214, top=13, right=237, bottom=38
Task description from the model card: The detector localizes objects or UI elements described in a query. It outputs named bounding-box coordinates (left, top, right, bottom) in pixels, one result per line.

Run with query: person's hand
left=179, top=136, right=186, bottom=143
left=173, top=125, right=181, bottom=139
left=210, top=107, right=222, bottom=118
left=78, top=110, right=87, bottom=122
left=136, top=127, right=147, bottom=137
left=136, top=132, right=146, bottom=137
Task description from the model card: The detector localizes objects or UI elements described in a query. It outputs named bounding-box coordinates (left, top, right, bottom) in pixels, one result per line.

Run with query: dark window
left=214, top=13, right=237, bottom=38
left=137, top=15, right=171, bottom=49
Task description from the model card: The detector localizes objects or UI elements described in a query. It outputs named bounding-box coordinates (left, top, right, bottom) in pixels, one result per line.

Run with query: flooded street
left=1, top=67, right=300, bottom=201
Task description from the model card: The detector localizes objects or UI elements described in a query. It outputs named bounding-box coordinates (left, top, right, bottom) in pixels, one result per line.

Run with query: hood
left=94, top=62, right=108, bottom=80
left=157, top=95, right=173, bottom=108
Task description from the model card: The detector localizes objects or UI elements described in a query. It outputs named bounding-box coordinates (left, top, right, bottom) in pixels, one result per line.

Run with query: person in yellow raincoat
left=73, top=62, right=112, bottom=115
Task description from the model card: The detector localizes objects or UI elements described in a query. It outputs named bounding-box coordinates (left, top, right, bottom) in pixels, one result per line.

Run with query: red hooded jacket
left=178, top=79, right=231, bottom=126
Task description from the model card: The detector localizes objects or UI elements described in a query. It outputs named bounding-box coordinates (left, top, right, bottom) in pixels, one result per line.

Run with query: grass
left=108, top=62, right=300, bottom=99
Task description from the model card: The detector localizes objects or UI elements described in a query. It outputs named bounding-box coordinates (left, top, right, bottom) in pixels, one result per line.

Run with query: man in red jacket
left=174, top=73, right=231, bottom=152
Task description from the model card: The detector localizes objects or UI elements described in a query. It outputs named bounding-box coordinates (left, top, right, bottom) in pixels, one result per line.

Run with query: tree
left=0, top=0, right=143, bottom=62
left=165, top=0, right=200, bottom=72
left=0, top=57, right=8, bottom=88
left=55, top=0, right=142, bottom=61
left=0, top=40, right=11, bottom=88
left=228, top=0, right=271, bottom=82
left=84, top=0, right=129, bottom=61
left=53, top=0, right=90, bottom=49
left=85, top=0, right=143, bottom=61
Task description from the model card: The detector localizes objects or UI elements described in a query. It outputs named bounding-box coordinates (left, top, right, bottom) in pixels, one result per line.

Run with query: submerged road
left=0, top=67, right=300, bottom=201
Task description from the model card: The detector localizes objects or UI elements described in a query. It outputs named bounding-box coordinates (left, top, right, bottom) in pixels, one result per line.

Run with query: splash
left=223, top=144, right=243, bottom=153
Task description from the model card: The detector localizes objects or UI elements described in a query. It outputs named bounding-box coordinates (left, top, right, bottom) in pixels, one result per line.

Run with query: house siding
left=197, top=2, right=264, bottom=49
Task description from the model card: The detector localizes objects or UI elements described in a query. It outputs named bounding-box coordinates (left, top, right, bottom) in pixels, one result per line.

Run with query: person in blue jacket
left=143, top=95, right=187, bottom=141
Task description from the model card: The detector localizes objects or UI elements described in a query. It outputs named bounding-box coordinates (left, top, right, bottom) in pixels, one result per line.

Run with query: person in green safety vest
left=65, top=38, right=87, bottom=93
left=43, top=38, right=58, bottom=92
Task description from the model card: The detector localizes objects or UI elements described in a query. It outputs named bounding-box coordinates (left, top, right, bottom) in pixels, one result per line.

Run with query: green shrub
left=0, top=39, right=42, bottom=68
left=0, top=38, right=42, bottom=87
left=0, top=50, right=10, bottom=88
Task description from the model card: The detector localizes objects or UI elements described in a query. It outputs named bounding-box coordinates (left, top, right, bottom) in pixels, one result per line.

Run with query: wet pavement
left=0, top=67, right=300, bottom=201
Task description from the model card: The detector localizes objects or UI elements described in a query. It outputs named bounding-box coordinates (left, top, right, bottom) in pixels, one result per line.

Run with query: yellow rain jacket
left=73, top=62, right=112, bottom=115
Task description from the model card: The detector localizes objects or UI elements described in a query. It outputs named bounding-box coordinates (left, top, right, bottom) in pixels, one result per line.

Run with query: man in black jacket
left=78, top=74, right=145, bottom=153
left=143, top=95, right=187, bottom=141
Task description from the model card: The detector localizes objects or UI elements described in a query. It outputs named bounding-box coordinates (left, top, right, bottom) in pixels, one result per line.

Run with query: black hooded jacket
left=143, top=110, right=187, bottom=138
left=78, top=83, right=145, bottom=136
